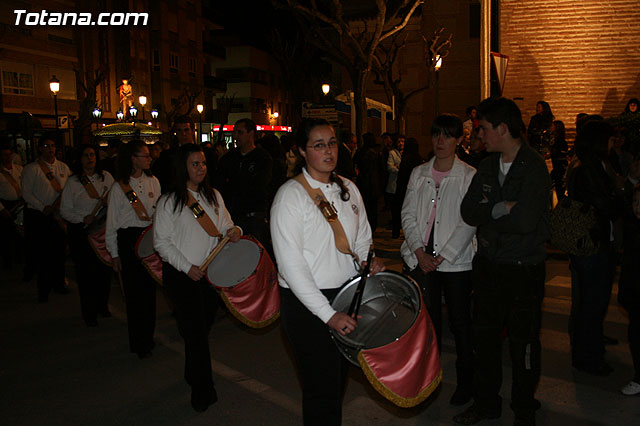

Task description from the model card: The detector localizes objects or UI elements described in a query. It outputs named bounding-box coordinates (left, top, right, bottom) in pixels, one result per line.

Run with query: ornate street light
left=49, top=75, right=60, bottom=138
left=129, top=106, right=138, bottom=120
left=150, top=109, right=158, bottom=119
left=322, top=83, right=330, bottom=95
left=138, top=95, right=147, bottom=121
left=116, top=110, right=124, bottom=121
left=196, top=104, right=204, bottom=143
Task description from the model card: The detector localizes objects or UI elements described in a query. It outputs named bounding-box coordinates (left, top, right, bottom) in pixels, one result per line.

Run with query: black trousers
left=117, top=227, right=156, bottom=354
left=163, top=262, right=218, bottom=393
left=68, top=223, right=111, bottom=322
left=0, top=199, right=24, bottom=267
left=24, top=208, right=66, bottom=299
left=471, top=255, right=545, bottom=417
left=406, top=266, right=473, bottom=387
left=280, top=287, right=348, bottom=426
left=568, top=248, right=612, bottom=370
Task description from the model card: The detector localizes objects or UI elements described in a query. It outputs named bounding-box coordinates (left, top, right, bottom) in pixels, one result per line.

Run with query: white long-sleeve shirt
left=154, top=188, right=237, bottom=274
left=105, top=174, right=160, bottom=258
left=270, top=168, right=372, bottom=324
left=60, top=172, right=114, bottom=224
left=0, top=163, right=23, bottom=210
left=21, top=158, right=70, bottom=212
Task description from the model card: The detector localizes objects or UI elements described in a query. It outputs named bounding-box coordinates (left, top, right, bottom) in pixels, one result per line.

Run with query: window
left=153, top=50, right=160, bottom=72
left=169, top=54, right=179, bottom=72
left=188, top=58, right=196, bottom=75
left=2, top=70, right=34, bottom=95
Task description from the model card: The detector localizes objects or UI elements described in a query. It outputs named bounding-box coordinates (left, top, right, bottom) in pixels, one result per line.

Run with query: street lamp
left=138, top=95, right=147, bottom=121
left=49, top=75, right=60, bottom=140
left=92, top=107, right=102, bottom=128
left=116, top=110, right=124, bottom=121
left=196, top=104, right=204, bottom=143
left=129, top=106, right=138, bottom=122
left=434, top=54, right=443, bottom=116
left=151, top=109, right=158, bottom=119
left=322, top=83, right=330, bottom=95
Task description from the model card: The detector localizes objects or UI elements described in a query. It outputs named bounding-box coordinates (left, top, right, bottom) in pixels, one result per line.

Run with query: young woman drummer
left=60, top=144, right=114, bottom=326
left=153, top=143, right=241, bottom=412
left=105, top=139, right=161, bottom=359
left=270, top=118, right=385, bottom=426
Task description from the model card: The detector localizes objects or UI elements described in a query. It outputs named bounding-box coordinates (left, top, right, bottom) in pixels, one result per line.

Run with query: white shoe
left=621, top=381, right=640, bottom=396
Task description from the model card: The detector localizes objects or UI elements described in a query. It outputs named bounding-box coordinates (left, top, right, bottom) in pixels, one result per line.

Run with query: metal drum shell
left=330, top=270, right=421, bottom=366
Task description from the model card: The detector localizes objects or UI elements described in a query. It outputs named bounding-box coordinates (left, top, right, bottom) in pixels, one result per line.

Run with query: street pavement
left=1, top=213, right=639, bottom=426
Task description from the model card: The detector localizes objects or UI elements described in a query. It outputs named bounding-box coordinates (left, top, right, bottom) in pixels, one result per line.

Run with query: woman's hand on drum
left=328, top=312, right=358, bottom=335
left=83, top=214, right=95, bottom=226
left=111, top=257, right=122, bottom=273
left=187, top=265, right=205, bottom=281
left=226, top=226, right=242, bottom=243
left=362, top=256, right=386, bottom=275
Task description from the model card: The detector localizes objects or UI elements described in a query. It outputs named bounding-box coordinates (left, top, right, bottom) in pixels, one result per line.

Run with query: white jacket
left=401, top=156, right=476, bottom=272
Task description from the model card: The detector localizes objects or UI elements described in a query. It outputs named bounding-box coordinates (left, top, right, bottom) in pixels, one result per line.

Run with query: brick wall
left=500, top=0, right=640, bottom=136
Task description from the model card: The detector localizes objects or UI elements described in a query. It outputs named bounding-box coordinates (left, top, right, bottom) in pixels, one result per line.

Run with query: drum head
left=85, top=206, right=107, bottom=235
left=207, top=238, right=261, bottom=288
left=135, top=225, right=155, bottom=258
left=331, top=271, right=421, bottom=365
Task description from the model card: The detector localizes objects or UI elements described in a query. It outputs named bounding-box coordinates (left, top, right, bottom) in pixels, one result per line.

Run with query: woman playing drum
left=270, top=118, right=384, bottom=426
left=153, top=144, right=241, bottom=412
left=401, top=114, right=477, bottom=406
left=105, top=139, right=160, bottom=359
left=60, top=144, right=114, bottom=326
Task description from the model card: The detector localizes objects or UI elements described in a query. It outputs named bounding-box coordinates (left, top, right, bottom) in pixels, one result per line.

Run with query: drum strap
left=79, top=175, right=101, bottom=199
left=118, top=181, right=151, bottom=221
left=38, top=160, right=63, bottom=193
left=186, top=192, right=222, bottom=238
left=0, top=168, right=22, bottom=198
left=294, top=173, right=360, bottom=265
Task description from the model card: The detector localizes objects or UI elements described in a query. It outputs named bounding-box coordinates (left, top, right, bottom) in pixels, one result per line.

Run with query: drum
left=330, top=271, right=421, bottom=365
left=205, top=236, right=279, bottom=328
left=85, top=205, right=107, bottom=236
left=330, top=271, right=441, bottom=408
left=135, top=225, right=162, bottom=284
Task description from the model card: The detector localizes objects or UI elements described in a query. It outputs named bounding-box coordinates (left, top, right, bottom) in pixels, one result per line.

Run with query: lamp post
left=49, top=75, right=60, bottom=141
left=151, top=109, right=158, bottom=128
left=196, top=104, right=204, bottom=143
left=92, top=107, right=102, bottom=129
left=116, top=110, right=124, bottom=121
left=434, top=54, right=442, bottom=116
left=138, top=95, right=147, bottom=121
left=129, top=106, right=138, bottom=123
left=322, top=83, right=330, bottom=96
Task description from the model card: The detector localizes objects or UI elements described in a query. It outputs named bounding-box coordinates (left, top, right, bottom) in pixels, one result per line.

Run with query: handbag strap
left=294, top=173, right=360, bottom=265
left=186, top=191, right=222, bottom=238
left=118, top=181, right=151, bottom=221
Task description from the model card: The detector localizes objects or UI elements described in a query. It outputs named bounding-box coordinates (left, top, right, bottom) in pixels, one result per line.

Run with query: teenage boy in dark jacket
left=454, top=97, right=551, bottom=426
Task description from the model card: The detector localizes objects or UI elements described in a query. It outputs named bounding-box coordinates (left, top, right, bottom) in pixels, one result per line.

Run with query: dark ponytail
left=330, top=171, right=350, bottom=202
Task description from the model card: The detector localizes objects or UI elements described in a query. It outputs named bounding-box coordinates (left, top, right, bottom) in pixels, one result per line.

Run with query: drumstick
left=198, top=235, right=230, bottom=272
left=347, top=249, right=374, bottom=317
left=84, top=190, right=108, bottom=229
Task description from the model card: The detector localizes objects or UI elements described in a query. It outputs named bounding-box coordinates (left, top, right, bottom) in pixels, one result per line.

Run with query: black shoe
left=450, top=385, right=473, bottom=406
left=137, top=350, right=152, bottom=359
left=572, top=361, right=613, bottom=376
left=603, top=335, right=619, bottom=345
left=453, top=405, right=500, bottom=425
left=191, top=387, right=218, bottom=412
left=514, top=412, right=536, bottom=426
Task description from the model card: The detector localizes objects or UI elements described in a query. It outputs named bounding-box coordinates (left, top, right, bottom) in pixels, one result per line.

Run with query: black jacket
left=461, top=142, right=551, bottom=264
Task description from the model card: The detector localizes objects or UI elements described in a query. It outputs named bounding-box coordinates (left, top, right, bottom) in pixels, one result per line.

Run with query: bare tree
left=165, top=88, right=202, bottom=128
left=214, top=92, right=235, bottom=143
left=373, top=27, right=452, bottom=133
left=276, top=0, right=423, bottom=140
left=72, top=66, right=107, bottom=146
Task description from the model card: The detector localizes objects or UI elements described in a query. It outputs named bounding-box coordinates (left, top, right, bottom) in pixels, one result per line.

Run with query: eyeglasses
left=308, top=141, right=337, bottom=151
